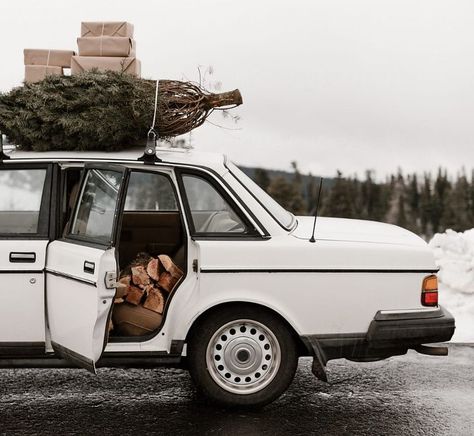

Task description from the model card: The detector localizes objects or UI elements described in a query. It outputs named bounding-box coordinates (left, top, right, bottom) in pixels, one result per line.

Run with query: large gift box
left=24, top=49, right=75, bottom=68
left=81, top=21, right=134, bottom=37
left=77, top=36, right=136, bottom=57
left=71, top=56, right=141, bottom=76
left=25, top=65, right=63, bottom=83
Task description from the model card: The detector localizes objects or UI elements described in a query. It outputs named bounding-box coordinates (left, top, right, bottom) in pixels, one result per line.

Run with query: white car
left=0, top=146, right=455, bottom=407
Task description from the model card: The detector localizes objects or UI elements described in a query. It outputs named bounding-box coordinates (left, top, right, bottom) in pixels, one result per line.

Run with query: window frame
left=176, top=168, right=264, bottom=240
left=225, top=161, right=297, bottom=231
left=0, top=163, right=53, bottom=240
left=124, top=169, right=179, bottom=212
left=64, top=164, right=129, bottom=249
left=108, top=166, right=189, bottom=344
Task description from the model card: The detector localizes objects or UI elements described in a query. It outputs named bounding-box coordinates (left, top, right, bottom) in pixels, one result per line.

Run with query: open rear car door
left=46, top=164, right=127, bottom=373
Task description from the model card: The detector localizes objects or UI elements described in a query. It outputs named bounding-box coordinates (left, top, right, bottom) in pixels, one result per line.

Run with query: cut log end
left=124, top=285, right=145, bottom=306
left=146, top=258, right=161, bottom=282
left=204, top=89, right=243, bottom=110
left=131, top=265, right=151, bottom=287
left=158, top=255, right=183, bottom=279
left=143, top=288, right=165, bottom=314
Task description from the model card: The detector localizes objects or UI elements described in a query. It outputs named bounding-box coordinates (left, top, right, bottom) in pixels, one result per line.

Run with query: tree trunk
left=204, top=89, right=243, bottom=109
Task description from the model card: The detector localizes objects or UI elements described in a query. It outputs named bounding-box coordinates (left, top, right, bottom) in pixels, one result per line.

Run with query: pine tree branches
left=0, top=71, right=156, bottom=151
left=0, top=71, right=243, bottom=152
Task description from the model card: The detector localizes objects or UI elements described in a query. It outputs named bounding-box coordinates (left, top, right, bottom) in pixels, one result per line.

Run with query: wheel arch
left=185, top=301, right=311, bottom=357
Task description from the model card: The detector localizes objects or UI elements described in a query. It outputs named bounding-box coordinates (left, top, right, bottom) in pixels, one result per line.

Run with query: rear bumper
left=367, top=306, right=455, bottom=349
left=301, top=305, right=455, bottom=363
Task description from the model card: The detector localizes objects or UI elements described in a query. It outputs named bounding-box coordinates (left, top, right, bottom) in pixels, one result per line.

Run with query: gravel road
left=0, top=344, right=473, bottom=435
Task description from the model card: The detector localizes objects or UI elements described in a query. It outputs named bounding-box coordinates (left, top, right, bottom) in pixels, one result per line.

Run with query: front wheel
left=188, top=305, right=298, bottom=408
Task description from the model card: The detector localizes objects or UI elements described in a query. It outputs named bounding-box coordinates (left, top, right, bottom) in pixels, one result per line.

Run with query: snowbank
left=429, top=229, right=474, bottom=342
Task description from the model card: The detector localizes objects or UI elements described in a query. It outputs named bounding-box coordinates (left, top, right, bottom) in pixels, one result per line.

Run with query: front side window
left=182, top=174, right=249, bottom=234
left=0, top=169, right=47, bottom=234
left=70, top=169, right=123, bottom=244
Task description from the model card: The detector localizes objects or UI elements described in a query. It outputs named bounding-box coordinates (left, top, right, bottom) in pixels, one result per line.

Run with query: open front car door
left=46, top=165, right=127, bottom=373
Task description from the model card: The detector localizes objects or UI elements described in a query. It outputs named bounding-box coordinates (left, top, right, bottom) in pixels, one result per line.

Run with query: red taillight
left=422, top=291, right=438, bottom=306
left=421, top=275, right=438, bottom=307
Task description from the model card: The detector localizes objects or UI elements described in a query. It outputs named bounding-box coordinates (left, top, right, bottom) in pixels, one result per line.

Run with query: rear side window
left=0, top=169, right=48, bottom=234
left=125, top=171, right=177, bottom=211
left=70, top=169, right=124, bottom=244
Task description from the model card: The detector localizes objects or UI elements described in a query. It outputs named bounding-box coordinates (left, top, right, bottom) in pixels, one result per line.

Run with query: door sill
left=0, top=341, right=45, bottom=357
left=0, top=352, right=183, bottom=369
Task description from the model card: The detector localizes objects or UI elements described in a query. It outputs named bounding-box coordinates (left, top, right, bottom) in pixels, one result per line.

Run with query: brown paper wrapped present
left=81, top=21, right=134, bottom=37
left=71, top=56, right=141, bottom=76
left=25, top=65, right=63, bottom=83
left=77, top=36, right=136, bottom=57
left=24, top=49, right=76, bottom=68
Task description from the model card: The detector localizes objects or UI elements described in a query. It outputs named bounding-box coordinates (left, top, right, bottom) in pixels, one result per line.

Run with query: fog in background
left=1, top=0, right=473, bottom=179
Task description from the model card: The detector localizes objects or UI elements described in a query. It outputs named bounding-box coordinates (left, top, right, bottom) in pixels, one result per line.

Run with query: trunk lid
left=292, top=216, right=426, bottom=247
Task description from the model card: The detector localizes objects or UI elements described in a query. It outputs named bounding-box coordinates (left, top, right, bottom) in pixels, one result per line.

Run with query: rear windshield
left=226, top=162, right=295, bottom=230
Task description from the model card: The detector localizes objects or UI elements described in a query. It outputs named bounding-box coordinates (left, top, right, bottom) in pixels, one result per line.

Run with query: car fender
left=165, top=287, right=305, bottom=345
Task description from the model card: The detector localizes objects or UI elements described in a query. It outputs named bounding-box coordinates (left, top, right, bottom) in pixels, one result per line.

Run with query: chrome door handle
left=9, top=252, right=36, bottom=263
left=84, top=261, right=95, bottom=274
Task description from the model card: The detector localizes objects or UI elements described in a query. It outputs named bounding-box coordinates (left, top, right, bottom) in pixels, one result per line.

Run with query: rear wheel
left=188, top=305, right=298, bottom=408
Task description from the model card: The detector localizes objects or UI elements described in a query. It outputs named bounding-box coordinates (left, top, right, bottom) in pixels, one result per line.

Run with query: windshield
left=226, top=162, right=295, bottom=230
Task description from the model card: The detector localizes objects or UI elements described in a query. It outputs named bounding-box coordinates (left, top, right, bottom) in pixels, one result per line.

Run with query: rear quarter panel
left=169, top=237, right=437, bottom=338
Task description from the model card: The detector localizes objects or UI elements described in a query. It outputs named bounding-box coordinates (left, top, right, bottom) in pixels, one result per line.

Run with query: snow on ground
left=429, top=229, right=474, bottom=342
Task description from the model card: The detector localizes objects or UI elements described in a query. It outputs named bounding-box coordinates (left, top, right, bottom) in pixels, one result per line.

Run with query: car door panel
left=46, top=241, right=116, bottom=371
left=0, top=164, right=52, bottom=351
left=46, top=240, right=104, bottom=286
left=45, top=165, right=126, bottom=372
left=0, top=240, right=47, bottom=344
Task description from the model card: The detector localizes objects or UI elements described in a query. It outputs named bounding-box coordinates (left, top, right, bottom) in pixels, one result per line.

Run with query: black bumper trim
left=367, top=306, right=455, bottom=348
left=301, top=305, right=455, bottom=363
left=373, top=307, right=445, bottom=321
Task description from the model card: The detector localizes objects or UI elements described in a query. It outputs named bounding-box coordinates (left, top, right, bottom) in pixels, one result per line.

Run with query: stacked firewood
left=111, top=252, right=183, bottom=335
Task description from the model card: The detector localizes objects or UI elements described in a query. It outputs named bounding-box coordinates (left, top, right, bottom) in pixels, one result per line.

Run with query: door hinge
left=104, top=271, right=118, bottom=289
left=192, top=259, right=199, bottom=273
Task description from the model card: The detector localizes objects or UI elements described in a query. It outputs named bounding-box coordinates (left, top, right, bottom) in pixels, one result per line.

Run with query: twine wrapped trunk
left=0, top=71, right=243, bottom=151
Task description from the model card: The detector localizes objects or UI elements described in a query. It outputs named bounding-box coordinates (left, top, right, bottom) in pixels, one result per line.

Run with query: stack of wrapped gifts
left=72, top=21, right=141, bottom=77
left=24, top=49, right=75, bottom=83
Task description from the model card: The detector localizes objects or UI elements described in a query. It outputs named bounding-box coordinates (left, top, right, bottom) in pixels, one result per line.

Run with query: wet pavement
left=0, top=344, right=473, bottom=435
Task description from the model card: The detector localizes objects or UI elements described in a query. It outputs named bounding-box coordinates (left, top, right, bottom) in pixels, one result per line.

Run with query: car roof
left=3, top=146, right=227, bottom=174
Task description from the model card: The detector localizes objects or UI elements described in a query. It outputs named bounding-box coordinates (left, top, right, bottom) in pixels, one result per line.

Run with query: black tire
left=188, top=305, right=298, bottom=408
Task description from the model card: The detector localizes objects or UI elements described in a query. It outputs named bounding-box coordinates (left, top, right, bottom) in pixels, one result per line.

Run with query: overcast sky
left=1, top=0, right=473, bottom=178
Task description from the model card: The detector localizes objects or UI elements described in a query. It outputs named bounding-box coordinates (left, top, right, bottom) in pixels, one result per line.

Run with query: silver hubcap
left=206, top=319, right=281, bottom=395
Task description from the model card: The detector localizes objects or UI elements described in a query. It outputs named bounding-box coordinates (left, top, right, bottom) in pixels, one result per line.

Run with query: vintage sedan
left=0, top=146, right=455, bottom=407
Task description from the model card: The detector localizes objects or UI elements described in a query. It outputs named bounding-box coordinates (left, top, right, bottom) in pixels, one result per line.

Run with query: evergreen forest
left=243, top=164, right=474, bottom=238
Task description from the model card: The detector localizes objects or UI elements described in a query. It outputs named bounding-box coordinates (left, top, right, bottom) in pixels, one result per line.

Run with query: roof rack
left=138, top=131, right=193, bottom=163
left=0, top=133, right=11, bottom=163
left=138, top=129, right=162, bottom=164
